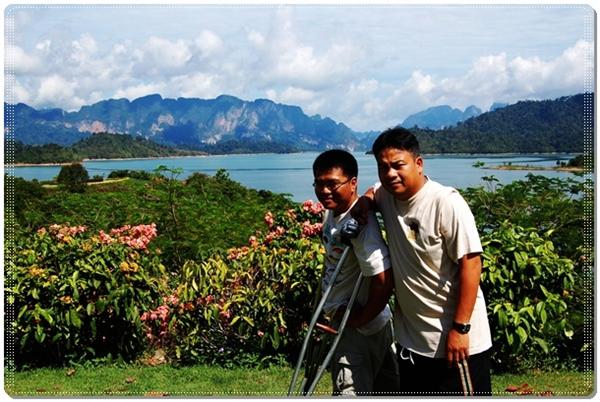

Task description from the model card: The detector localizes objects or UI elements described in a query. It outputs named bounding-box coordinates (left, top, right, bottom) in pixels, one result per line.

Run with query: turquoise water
left=9, top=153, right=577, bottom=202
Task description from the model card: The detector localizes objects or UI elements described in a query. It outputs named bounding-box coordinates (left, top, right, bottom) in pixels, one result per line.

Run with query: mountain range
left=7, top=94, right=360, bottom=153
left=401, top=105, right=483, bottom=130
left=5, top=93, right=589, bottom=154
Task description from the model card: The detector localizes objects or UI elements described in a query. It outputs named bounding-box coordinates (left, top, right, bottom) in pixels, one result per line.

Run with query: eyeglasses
left=312, top=177, right=353, bottom=191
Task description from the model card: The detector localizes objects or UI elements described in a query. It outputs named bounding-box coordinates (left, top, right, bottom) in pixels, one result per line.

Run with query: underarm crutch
left=288, top=218, right=361, bottom=396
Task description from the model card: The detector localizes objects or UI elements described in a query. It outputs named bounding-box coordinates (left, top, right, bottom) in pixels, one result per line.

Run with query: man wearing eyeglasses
left=312, top=149, right=399, bottom=396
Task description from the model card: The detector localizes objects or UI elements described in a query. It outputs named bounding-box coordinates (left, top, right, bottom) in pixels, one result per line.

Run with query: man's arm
left=445, top=252, right=482, bottom=367
left=346, top=268, right=394, bottom=328
left=350, top=187, right=376, bottom=225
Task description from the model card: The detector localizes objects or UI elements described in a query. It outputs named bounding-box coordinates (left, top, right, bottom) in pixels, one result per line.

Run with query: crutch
left=288, top=218, right=361, bottom=396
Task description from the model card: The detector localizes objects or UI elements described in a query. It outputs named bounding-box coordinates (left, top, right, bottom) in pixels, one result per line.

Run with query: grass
left=4, top=364, right=595, bottom=397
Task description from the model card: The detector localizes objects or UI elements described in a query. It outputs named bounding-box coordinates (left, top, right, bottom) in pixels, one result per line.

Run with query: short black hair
left=372, top=127, right=421, bottom=158
left=312, top=149, right=358, bottom=178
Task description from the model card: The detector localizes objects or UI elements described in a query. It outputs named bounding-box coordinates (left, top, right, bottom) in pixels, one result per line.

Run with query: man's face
left=313, top=167, right=357, bottom=215
left=376, top=147, right=424, bottom=201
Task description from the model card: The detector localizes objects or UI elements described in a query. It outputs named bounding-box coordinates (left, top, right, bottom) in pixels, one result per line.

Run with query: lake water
left=9, top=153, right=577, bottom=202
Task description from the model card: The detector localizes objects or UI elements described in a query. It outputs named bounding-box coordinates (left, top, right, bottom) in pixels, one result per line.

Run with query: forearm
left=454, top=253, right=482, bottom=324
left=348, top=269, right=393, bottom=328
left=351, top=187, right=377, bottom=224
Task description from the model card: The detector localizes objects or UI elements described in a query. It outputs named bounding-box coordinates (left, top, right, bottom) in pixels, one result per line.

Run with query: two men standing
left=311, top=127, right=492, bottom=396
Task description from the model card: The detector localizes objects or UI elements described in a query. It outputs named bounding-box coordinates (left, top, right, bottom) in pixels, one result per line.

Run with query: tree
left=57, top=163, right=89, bottom=193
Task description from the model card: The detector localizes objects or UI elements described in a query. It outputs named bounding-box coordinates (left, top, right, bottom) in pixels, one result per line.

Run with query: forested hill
left=13, top=133, right=206, bottom=164
left=411, top=94, right=589, bottom=153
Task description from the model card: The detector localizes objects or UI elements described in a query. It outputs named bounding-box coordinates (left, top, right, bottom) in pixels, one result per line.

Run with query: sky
left=3, top=1, right=595, bottom=132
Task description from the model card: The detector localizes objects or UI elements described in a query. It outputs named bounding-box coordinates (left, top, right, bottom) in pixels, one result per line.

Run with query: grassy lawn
left=4, top=364, right=595, bottom=397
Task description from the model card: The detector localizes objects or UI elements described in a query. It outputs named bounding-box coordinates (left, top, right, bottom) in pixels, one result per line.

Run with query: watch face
left=453, top=322, right=471, bottom=334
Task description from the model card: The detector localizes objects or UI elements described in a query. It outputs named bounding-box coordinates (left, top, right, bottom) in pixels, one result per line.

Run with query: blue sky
left=4, top=2, right=595, bottom=131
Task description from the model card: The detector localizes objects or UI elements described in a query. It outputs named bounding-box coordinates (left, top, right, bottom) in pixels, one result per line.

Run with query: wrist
left=452, top=321, right=471, bottom=334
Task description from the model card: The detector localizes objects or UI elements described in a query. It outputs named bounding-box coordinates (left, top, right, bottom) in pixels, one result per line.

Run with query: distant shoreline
left=8, top=151, right=579, bottom=167
left=483, top=165, right=583, bottom=173
left=10, top=154, right=207, bottom=167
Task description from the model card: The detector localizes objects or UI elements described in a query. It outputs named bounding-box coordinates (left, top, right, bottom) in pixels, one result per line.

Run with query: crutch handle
left=316, top=322, right=338, bottom=335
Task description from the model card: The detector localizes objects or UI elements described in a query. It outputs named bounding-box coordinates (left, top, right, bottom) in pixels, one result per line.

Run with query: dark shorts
left=396, top=345, right=492, bottom=396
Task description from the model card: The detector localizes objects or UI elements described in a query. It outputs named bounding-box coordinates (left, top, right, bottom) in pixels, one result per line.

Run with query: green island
left=474, top=154, right=585, bottom=173
left=4, top=166, right=594, bottom=396
left=11, top=133, right=206, bottom=165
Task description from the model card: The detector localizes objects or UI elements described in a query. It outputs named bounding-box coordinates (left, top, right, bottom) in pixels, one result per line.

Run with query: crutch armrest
left=316, top=322, right=338, bottom=335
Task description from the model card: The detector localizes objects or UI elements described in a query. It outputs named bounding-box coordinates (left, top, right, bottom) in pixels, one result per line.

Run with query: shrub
left=107, top=169, right=154, bottom=180
left=57, top=163, right=89, bottom=193
left=6, top=223, right=168, bottom=368
left=480, top=221, right=583, bottom=372
left=139, top=200, right=325, bottom=367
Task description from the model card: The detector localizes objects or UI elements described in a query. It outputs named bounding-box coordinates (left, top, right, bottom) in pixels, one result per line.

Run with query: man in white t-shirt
left=312, top=149, right=399, bottom=396
left=354, top=128, right=492, bottom=396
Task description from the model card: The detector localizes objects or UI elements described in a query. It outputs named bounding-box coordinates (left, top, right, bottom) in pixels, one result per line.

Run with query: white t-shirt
left=374, top=178, right=492, bottom=358
left=321, top=202, right=393, bottom=336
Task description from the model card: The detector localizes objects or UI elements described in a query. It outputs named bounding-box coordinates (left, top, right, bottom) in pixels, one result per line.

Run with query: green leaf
left=516, top=326, right=528, bottom=345
left=497, top=309, right=508, bottom=328
left=535, top=337, right=549, bottom=353
left=70, top=309, right=82, bottom=328
left=38, top=308, right=54, bottom=325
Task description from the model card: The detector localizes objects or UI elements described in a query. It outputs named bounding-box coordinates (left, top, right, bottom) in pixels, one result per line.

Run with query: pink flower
left=302, top=200, right=324, bottom=215
left=302, top=221, right=323, bottom=237
left=264, top=211, right=274, bottom=228
left=248, top=236, right=259, bottom=248
left=98, top=230, right=114, bottom=245
left=257, top=330, right=265, bottom=337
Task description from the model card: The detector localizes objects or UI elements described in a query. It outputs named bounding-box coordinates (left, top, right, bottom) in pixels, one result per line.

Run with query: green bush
left=462, top=174, right=585, bottom=261
left=6, top=223, right=168, bottom=368
left=57, top=163, right=89, bottom=193
left=139, top=200, right=326, bottom=367
left=480, top=221, right=583, bottom=372
left=107, top=170, right=154, bottom=180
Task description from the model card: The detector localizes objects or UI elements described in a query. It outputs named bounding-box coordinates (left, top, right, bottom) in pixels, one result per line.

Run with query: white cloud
left=270, top=86, right=315, bottom=103
left=194, top=30, right=223, bottom=57
left=7, top=45, right=42, bottom=74
left=35, top=75, right=85, bottom=110
left=250, top=9, right=363, bottom=89
left=113, top=83, right=166, bottom=101
left=247, top=30, right=265, bottom=47
left=141, top=36, right=192, bottom=71
left=170, top=72, right=221, bottom=99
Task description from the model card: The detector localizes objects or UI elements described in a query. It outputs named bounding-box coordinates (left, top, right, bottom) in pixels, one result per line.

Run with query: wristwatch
left=452, top=321, right=471, bottom=334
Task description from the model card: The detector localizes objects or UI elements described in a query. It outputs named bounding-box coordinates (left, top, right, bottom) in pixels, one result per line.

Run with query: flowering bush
left=140, top=200, right=326, bottom=366
left=6, top=224, right=167, bottom=367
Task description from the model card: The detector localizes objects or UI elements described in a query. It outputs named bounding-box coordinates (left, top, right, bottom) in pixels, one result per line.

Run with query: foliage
left=566, top=154, right=585, bottom=168
left=462, top=174, right=586, bottom=261
left=412, top=94, right=586, bottom=153
left=13, top=141, right=80, bottom=164
left=8, top=176, right=46, bottom=223
left=480, top=222, right=582, bottom=372
left=6, top=171, right=589, bottom=372
left=11, top=170, right=294, bottom=267
left=6, top=224, right=168, bottom=368
left=107, top=170, right=154, bottom=180
left=13, top=133, right=205, bottom=164
left=57, top=163, right=89, bottom=193
left=138, top=200, right=325, bottom=367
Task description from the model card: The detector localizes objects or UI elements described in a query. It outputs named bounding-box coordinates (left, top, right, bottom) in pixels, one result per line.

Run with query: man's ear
left=415, top=155, right=424, bottom=173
